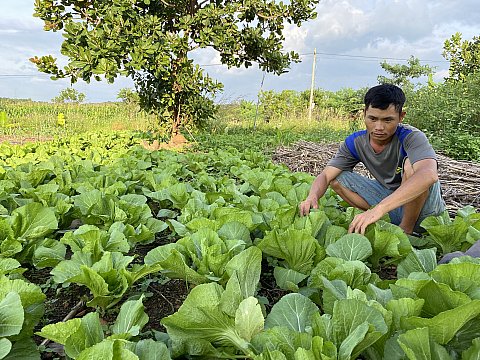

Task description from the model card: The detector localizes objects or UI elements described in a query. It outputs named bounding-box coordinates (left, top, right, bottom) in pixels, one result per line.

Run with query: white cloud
left=283, top=24, right=308, bottom=53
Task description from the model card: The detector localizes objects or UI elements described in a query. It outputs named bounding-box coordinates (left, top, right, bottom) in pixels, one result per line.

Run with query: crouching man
left=299, top=84, right=446, bottom=235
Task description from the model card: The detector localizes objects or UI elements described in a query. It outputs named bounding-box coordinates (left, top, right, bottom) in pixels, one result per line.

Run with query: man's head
left=364, top=84, right=406, bottom=114
left=363, top=84, right=406, bottom=145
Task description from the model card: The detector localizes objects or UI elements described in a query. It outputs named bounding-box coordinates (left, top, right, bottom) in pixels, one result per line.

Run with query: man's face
left=364, top=104, right=405, bottom=144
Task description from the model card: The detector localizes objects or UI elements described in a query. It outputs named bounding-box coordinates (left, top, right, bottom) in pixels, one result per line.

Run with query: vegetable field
left=0, top=131, right=480, bottom=360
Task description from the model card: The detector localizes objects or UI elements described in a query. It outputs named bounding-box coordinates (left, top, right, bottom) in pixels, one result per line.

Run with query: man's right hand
left=298, top=167, right=342, bottom=217
left=299, top=197, right=319, bottom=216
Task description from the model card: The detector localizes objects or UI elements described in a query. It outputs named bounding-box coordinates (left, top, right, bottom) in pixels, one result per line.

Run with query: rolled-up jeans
left=334, top=171, right=446, bottom=233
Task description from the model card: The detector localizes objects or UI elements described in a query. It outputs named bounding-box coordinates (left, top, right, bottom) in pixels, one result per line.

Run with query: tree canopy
left=377, top=56, right=433, bottom=90
left=31, top=0, right=318, bottom=135
left=443, top=33, right=480, bottom=81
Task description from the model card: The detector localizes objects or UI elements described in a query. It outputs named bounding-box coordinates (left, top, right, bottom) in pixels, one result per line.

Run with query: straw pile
left=272, top=140, right=480, bottom=215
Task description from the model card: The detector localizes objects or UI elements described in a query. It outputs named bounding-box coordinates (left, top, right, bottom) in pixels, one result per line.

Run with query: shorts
left=335, top=171, right=446, bottom=233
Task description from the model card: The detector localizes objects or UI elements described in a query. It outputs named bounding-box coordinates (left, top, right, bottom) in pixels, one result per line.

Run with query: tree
left=52, top=88, right=86, bottom=103
left=377, top=56, right=434, bottom=90
left=443, top=32, right=480, bottom=81
left=31, top=0, right=318, bottom=136
left=117, top=88, right=140, bottom=105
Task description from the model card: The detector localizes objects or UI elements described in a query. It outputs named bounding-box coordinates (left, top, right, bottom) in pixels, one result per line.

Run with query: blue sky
left=1, top=0, right=479, bottom=103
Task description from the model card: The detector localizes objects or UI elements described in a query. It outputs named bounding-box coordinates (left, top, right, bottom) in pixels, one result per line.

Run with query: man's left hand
left=348, top=206, right=385, bottom=235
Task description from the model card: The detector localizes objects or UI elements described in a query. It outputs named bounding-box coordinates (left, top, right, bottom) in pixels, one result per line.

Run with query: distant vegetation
left=1, top=34, right=479, bottom=160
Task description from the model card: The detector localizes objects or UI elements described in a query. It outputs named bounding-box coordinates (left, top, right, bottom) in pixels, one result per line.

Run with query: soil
left=140, top=133, right=190, bottom=151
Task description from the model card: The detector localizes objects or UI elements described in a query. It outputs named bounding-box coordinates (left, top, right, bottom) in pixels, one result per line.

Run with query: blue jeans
left=335, top=171, right=446, bottom=233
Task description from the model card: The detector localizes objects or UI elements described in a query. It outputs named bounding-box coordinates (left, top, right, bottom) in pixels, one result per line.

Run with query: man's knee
left=330, top=179, right=342, bottom=192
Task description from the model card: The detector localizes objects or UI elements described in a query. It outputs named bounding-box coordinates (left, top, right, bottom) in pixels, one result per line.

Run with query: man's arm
left=299, top=166, right=343, bottom=216
left=348, top=158, right=439, bottom=234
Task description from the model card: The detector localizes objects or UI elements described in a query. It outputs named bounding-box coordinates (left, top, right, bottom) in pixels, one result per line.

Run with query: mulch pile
left=272, top=140, right=480, bottom=215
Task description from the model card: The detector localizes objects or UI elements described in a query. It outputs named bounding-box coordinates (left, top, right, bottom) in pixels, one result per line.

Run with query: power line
left=0, top=50, right=449, bottom=78
left=298, top=52, right=449, bottom=63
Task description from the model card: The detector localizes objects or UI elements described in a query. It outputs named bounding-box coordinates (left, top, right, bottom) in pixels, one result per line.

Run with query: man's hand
left=299, top=197, right=318, bottom=216
left=348, top=206, right=385, bottom=234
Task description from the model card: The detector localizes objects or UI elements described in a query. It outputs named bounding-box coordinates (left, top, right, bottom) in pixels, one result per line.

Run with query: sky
left=0, top=0, right=479, bottom=103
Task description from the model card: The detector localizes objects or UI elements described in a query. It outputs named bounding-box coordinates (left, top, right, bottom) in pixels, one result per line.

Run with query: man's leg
left=330, top=179, right=370, bottom=210
left=398, top=158, right=429, bottom=234
left=331, top=172, right=395, bottom=218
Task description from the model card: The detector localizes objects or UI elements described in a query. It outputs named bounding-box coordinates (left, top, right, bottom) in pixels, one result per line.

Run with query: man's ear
left=399, top=111, right=406, bottom=123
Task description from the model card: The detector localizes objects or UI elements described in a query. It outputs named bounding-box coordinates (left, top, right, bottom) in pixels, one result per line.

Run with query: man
left=299, top=84, right=446, bottom=235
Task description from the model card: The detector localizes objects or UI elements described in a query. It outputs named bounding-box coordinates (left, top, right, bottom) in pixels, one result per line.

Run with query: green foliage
left=443, top=32, right=480, bottom=81
left=0, top=276, right=46, bottom=359
left=32, top=0, right=318, bottom=135
left=52, top=88, right=86, bottom=104
left=420, top=206, right=480, bottom=255
left=304, top=87, right=366, bottom=115
left=0, top=131, right=479, bottom=359
left=117, top=88, right=140, bottom=105
left=260, top=90, right=306, bottom=123
left=0, top=98, right=158, bottom=137
left=377, top=56, right=434, bottom=90
left=407, top=71, right=480, bottom=160
left=37, top=296, right=171, bottom=359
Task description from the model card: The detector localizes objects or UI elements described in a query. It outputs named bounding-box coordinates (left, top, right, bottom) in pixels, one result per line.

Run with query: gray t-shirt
left=327, top=124, right=437, bottom=190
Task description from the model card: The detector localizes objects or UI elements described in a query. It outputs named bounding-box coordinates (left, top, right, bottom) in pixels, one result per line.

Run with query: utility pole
left=253, top=72, right=266, bottom=131
left=308, top=48, right=317, bottom=121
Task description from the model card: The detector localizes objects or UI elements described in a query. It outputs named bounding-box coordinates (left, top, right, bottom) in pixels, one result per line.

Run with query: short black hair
left=364, top=84, right=406, bottom=114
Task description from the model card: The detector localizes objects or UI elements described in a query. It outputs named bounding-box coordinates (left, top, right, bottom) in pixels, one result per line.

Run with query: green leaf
left=0, top=292, right=24, bottom=337
left=220, top=246, right=262, bottom=317
left=462, top=337, right=480, bottom=360
left=331, top=299, right=388, bottom=359
left=430, top=262, right=480, bottom=300
left=322, top=225, right=348, bottom=247
left=366, top=221, right=412, bottom=267
left=401, top=300, right=480, bottom=344
left=2, top=338, right=40, bottom=360
left=9, top=203, right=58, bottom=240
left=258, top=228, right=319, bottom=274
left=64, top=312, right=104, bottom=358
left=36, top=318, right=82, bottom=345
left=77, top=339, right=138, bottom=360
left=218, top=221, right=252, bottom=245
left=320, top=278, right=348, bottom=314
left=397, top=327, right=451, bottom=360
left=162, top=283, right=250, bottom=358
left=309, top=258, right=377, bottom=290
left=0, top=258, right=21, bottom=276
left=0, top=276, right=45, bottom=312
left=32, top=238, right=66, bottom=268
left=235, top=297, right=264, bottom=342
left=265, top=293, right=319, bottom=333
left=326, top=233, right=372, bottom=261
left=386, top=298, right=425, bottom=331
left=131, top=339, right=171, bottom=360
left=51, top=252, right=93, bottom=284
left=144, top=244, right=208, bottom=285
left=397, top=248, right=437, bottom=278
left=111, top=296, right=148, bottom=338
left=252, top=327, right=312, bottom=359
left=0, top=338, right=12, bottom=359
left=273, top=267, right=308, bottom=291
left=338, top=321, right=370, bottom=360
left=421, top=212, right=470, bottom=254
